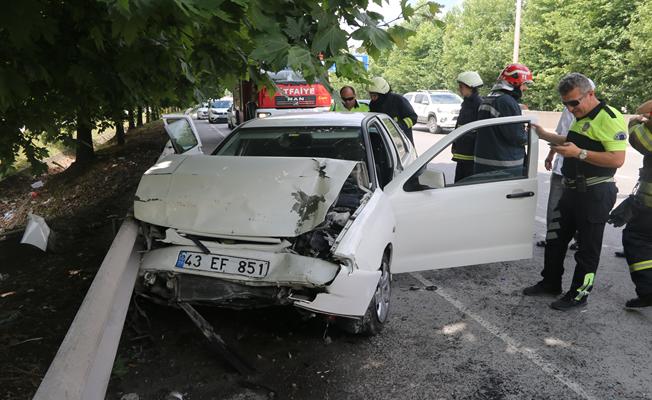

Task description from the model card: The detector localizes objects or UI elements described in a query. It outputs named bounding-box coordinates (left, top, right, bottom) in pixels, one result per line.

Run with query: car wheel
left=337, top=251, right=391, bottom=336
left=427, top=115, right=440, bottom=134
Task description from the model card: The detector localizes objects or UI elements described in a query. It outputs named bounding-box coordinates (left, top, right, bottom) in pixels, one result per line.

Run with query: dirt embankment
left=0, top=123, right=168, bottom=398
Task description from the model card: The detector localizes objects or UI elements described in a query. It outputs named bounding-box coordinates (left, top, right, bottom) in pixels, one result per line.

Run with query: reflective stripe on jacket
left=473, top=91, right=526, bottom=168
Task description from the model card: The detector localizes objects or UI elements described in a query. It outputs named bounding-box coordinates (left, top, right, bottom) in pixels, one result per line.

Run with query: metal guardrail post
left=33, top=218, right=141, bottom=400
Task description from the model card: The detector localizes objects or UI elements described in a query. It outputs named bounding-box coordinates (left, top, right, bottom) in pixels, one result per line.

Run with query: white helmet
left=456, top=71, right=483, bottom=88
left=367, top=76, right=390, bottom=94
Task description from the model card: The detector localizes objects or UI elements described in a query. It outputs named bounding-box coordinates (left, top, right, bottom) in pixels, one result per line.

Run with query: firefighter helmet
left=498, top=63, right=533, bottom=87
left=367, top=76, right=390, bottom=94
left=456, top=71, right=483, bottom=88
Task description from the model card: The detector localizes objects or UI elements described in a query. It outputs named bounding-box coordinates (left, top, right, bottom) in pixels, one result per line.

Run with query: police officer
left=331, top=86, right=369, bottom=112
left=524, top=73, right=627, bottom=311
left=452, top=71, right=483, bottom=182
left=367, top=76, right=417, bottom=144
left=609, top=99, right=652, bottom=308
left=474, top=63, right=533, bottom=176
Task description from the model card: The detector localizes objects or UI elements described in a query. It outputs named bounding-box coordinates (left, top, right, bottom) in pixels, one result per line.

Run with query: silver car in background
left=208, top=98, right=232, bottom=124
left=196, top=102, right=209, bottom=120
left=404, top=90, right=462, bottom=134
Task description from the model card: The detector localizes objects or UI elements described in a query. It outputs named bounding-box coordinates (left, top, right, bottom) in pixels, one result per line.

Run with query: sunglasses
left=342, top=96, right=356, bottom=101
left=562, top=93, right=587, bottom=107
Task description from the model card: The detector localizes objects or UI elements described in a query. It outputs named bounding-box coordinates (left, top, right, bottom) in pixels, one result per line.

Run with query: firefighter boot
left=625, top=294, right=652, bottom=308
left=523, top=281, right=562, bottom=296
left=550, top=291, right=588, bottom=311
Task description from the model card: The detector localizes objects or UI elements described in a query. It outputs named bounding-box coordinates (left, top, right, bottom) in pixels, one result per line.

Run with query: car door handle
left=506, top=191, right=535, bottom=199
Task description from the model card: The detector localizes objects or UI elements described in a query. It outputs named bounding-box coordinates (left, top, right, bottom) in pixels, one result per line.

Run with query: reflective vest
left=562, top=102, right=627, bottom=181
left=330, top=101, right=369, bottom=112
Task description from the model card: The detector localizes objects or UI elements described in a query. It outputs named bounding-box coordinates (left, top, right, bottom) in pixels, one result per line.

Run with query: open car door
left=385, top=115, right=538, bottom=273
left=160, top=114, right=203, bottom=157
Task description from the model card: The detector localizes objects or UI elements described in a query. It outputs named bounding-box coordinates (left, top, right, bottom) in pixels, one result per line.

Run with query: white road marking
left=409, top=272, right=599, bottom=400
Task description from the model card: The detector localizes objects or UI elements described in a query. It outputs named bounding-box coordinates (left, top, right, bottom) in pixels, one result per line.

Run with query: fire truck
left=228, top=70, right=332, bottom=128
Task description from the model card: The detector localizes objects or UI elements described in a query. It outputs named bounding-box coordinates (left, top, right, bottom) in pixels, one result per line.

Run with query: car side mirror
left=418, top=166, right=445, bottom=188
left=404, top=165, right=445, bottom=192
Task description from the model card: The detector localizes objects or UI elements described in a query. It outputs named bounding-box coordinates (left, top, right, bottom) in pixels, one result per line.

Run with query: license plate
left=174, top=251, right=270, bottom=278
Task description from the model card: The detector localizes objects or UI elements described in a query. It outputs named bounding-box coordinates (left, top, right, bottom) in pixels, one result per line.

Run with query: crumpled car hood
left=134, top=155, right=359, bottom=238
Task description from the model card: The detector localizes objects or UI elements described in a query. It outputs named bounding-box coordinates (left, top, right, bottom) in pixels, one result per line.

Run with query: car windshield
left=213, top=126, right=366, bottom=162
left=430, top=94, right=462, bottom=104
left=210, top=100, right=231, bottom=108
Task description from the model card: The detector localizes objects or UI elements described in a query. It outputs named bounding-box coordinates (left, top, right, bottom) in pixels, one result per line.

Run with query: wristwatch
left=578, top=149, right=588, bottom=160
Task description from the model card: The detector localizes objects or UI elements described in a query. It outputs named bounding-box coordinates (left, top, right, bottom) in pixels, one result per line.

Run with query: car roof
left=405, top=90, right=455, bottom=94
left=242, top=112, right=378, bottom=128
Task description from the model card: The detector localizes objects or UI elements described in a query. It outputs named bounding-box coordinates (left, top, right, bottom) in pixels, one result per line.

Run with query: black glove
left=608, top=195, right=640, bottom=227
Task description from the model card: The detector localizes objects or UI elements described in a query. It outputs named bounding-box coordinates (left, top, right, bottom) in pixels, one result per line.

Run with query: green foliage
left=4, top=0, right=648, bottom=176
left=521, top=0, right=643, bottom=111
left=624, top=0, right=652, bottom=108
left=0, top=0, right=442, bottom=174
left=440, top=0, right=515, bottom=92
left=371, top=0, right=649, bottom=111
left=371, top=21, right=446, bottom=94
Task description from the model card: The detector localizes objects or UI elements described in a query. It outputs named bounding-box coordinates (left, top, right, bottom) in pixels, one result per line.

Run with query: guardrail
left=33, top=218, right=141, bottom=400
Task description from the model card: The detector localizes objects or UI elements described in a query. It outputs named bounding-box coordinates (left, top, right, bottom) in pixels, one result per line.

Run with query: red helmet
left=498, top=63, right=533, bottom=87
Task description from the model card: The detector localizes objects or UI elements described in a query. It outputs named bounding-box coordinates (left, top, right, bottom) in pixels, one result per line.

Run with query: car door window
left=367, top=122, right=395, bottom=189
left=380, top=116, right=409, bottom=162
left=405, top=121, right=532, bottom=191
left=414, top=94, right=424, bottom=104
left=404, top=94, right=414, bottom=102
left=165, top=118, right=200, bottom=154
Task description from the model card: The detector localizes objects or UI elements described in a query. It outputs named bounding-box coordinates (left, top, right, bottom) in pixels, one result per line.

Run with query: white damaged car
left=134, top=112, right=539, bottom=334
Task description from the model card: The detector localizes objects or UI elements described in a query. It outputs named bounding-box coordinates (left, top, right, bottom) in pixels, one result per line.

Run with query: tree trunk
left=127, top=109, right=135, bottom=130
left=145, top=106, right=151, bottom=124
left=75, top=110, right=95, bottom=164
left=136, top=106, right=143, bottom=127
left=114, top=116, right=125, bottom=145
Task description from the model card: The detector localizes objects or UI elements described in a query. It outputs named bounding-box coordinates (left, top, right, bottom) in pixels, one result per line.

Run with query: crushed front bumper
left=137, top=244, right=380, bottom=317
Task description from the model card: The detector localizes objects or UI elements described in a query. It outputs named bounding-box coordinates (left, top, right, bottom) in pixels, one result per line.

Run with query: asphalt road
left=142, top=117, right=651, bottom=400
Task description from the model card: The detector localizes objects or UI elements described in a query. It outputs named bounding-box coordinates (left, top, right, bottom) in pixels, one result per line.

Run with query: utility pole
left=513, top=0, right=522, bottom=63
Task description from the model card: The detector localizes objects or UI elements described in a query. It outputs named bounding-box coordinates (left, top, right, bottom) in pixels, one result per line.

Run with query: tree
left=522, top=0, right=641, bottom=111
left=624, top=0, right=652, bottom=109
left=370, top=19, right=446, bottom=94
left=0, top=0, right=441, bottom=175
left=440, top=0, right=515, bottom=92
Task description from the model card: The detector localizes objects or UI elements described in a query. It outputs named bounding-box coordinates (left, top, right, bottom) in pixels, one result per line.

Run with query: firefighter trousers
left=622, top=204, right=652, bottom=297
left=454, top=160, right=474, bottom=183
left=542, top=182, right=617, bottom=296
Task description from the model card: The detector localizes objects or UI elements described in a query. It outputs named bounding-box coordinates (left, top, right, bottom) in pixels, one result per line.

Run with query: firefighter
left=474, top=63, right=533, bottom=176
left=367, top=76, right=417, bottom=144
left=524, top=73, right=627, bottom=311
left=608, top=99, right=652, bottom=308
left=452, top=71, right=483, bottom=182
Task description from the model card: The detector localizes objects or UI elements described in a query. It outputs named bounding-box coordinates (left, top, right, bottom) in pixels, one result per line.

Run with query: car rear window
left=213, top=127, right=366, bottom=162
